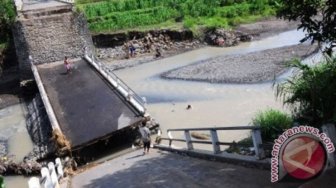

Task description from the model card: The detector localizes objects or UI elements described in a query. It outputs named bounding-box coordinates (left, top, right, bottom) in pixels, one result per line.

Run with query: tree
left=275, top=58, right=336, bottom=127
left=276, top=0, right=336, bottom=56
left=0, top=0, right=16, bottom=44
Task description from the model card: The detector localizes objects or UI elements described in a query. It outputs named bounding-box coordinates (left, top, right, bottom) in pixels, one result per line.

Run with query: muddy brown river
left=112, top=30, right=321, bottom=149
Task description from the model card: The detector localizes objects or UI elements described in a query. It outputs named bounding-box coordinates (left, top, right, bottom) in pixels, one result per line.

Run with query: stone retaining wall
left=12, top=6, right=94, bottom=80
left=25, top=94, right=55, bottom=161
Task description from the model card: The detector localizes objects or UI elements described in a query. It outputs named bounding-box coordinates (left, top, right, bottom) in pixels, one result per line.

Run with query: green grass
left=252, top=109, right=293, bottom=142
left=76, top=0, right=277, bottom=33
left=88, top=7, right=178, bottom=32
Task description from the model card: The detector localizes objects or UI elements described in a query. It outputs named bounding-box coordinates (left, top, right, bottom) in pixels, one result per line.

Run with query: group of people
left=124, top=35, right=163, bottom=59
left=126, top=42, right=162, bottom=59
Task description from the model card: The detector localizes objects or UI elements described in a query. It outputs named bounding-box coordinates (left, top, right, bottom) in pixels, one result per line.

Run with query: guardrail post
left=48, top=162, right=60, bottom=188
left=184, top=130, right=193, bottom=150
left=252, top=129, right=265, bottom=159
left=168, top=131, right=173, bottom=147
left=41, top=167, right=53, bottom=188
left=55, top=158, right=64, bottom=179
left=210, top=129, right=220, bottom=154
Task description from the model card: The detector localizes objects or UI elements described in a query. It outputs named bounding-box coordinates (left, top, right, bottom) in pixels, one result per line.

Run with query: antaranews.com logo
left=271, top=125, right=335, bottom=182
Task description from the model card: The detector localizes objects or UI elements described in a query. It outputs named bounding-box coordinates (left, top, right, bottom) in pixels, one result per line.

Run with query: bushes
left=183, top=16, right=229, bottom=29
left=252, top=109, right=293, bottom=142
left=217, top=3, right=251, bottom=18
left=275, top=58, right=336, bottom=127
left=0, top=0, right=16, bottom=44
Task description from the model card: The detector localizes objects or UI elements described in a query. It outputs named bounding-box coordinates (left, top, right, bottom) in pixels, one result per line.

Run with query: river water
left=0, top=104, right=33, bottom=162
left=113, top=30, right=319, bottom=149
left=0, top=103, right=34, bottom=187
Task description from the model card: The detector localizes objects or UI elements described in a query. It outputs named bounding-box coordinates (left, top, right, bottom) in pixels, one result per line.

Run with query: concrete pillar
left=55, top=158, right=64, bottom=179
left=210, top=129, right=220, bottom=154
left=251, top=129, right=265, bottom=159
left=168, top=131, right=173, bottom=147
left=48, top=162, right=60, bottom=188
left=184, top=130, right=193, bottom=150
left=41, top=167, right=53, bottom=188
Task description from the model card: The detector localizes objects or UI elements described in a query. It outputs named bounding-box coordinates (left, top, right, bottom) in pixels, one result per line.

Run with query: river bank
left=100, top=18, right=301, bottom=72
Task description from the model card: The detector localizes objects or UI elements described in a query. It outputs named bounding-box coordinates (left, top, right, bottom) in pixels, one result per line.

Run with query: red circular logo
left=282, top=136, right=326, bottom=180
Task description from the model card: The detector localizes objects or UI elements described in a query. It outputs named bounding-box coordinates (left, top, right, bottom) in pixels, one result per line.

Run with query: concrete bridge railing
left=30, top=57, right=61, bottom=131
left=28, top=158, right=64, bottom=188
left=84, top=54, right=147, bottom=115
left=160, top=126, right=266, bottom=160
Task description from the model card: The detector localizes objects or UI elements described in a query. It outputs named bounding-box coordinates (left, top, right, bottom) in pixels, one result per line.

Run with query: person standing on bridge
left=64, top=56, right=72, bottom=74
left=139, top=120, right=151, bottom=154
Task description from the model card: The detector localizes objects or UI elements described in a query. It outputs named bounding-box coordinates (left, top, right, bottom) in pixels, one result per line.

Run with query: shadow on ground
left=73, top=150, right=304, bottom=188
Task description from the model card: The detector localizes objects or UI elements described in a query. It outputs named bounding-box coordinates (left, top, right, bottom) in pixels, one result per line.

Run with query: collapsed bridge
left=12, top=0, right=147, bottom=153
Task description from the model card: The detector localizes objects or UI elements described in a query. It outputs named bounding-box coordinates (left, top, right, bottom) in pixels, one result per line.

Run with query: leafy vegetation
left=275, top=58, right=336, bottom=127
left=76, top=0, right=276, bottom=32
left=0, top=0, right=16, bottom=44
left=277, top=0, right=336, bottom=56
left=0, top=0, right=16, bottom=73
left=252, top=109, right=293, bottom=142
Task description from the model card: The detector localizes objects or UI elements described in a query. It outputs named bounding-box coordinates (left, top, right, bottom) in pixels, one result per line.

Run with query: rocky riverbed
left=161, top=43, right=318, bottom=84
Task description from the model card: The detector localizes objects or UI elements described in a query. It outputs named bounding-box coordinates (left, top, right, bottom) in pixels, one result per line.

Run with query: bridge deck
left=36, top=59, right=142, bottom=148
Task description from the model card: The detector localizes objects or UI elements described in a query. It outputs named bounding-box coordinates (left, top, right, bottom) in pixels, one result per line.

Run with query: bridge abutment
left=12, top=3, right=94, bottom=80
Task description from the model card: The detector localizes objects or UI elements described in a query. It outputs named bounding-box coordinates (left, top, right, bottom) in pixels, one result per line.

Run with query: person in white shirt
left=139, top=121, right=151, bottom=154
